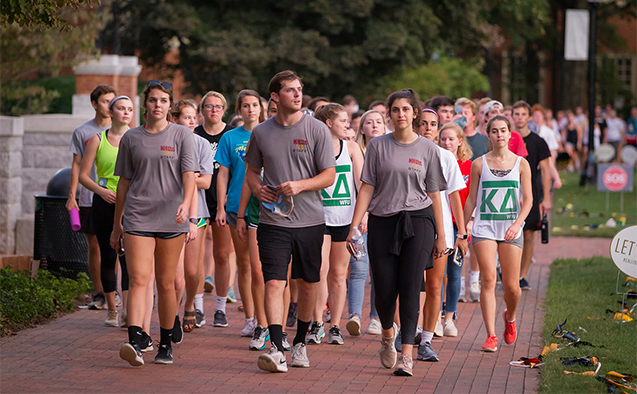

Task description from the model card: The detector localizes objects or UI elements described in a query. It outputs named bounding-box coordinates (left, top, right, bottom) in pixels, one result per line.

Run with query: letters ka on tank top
left=472, top=156, right=524, bottom=241
left=321, top=140, right=356, bottom=226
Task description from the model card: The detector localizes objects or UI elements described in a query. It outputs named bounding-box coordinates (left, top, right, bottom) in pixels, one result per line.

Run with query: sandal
left=183, top=310, right=196, bottom=332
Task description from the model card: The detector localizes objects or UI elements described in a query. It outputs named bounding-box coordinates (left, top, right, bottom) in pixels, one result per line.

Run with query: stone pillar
left=0, top=116, right=24, bottom=254
left=72, top=55, right=143, bottom=126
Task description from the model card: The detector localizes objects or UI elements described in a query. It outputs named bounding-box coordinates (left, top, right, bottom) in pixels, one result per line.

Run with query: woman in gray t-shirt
left=346, top=89, right=447, bottom=377
left=111, top=81, right=198, bottom=367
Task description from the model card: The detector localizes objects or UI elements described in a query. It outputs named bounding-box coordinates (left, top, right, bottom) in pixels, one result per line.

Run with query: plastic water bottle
left=352, top=226, right=366, bottom=258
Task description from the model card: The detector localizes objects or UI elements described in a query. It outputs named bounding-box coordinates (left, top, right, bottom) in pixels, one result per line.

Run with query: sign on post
left=597, top=164, right=633, bottom=192
left=610, top=226, right=637, bottom=278
left=565, top=9, right=589, bottom=61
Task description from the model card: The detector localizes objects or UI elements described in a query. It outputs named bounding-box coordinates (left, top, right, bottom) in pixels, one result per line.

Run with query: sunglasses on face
left=148, top=80, right=173, bottom=90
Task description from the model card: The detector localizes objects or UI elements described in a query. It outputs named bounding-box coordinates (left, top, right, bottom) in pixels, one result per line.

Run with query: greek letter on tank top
left=472, top=155, right=524, bottom=241
left=321, top=140, right=356, bottom=226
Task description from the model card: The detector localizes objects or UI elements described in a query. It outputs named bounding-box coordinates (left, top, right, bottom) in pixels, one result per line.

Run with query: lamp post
left=585, top=0, right=599, bottom=184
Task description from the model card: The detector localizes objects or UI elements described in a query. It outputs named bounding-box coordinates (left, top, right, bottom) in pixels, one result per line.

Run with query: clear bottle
left=352, top=226, right=366, bottom=258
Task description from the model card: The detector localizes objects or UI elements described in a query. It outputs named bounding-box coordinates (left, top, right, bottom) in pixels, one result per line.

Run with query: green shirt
left=95, top=130, right=120, bottom=193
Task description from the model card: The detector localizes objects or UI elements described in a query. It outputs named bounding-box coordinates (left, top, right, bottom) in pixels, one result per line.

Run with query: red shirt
left=453, top=159, right=472, bottom=224
left=509, top=131, right=528, bottom=157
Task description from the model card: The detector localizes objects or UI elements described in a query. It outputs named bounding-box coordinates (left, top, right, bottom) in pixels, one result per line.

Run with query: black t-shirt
left=195, top=123, right=235, bottom=210
left=522, top=132, right=551, bottom=199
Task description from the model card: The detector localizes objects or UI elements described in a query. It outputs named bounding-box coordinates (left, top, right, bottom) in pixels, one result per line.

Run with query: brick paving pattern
left=1, top=236, right=610, bottom=393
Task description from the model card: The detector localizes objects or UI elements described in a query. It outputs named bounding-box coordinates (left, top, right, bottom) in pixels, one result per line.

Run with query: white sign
left=610, top=226, right=637, bottom=278
left=565, top=9, right=589, bottom=61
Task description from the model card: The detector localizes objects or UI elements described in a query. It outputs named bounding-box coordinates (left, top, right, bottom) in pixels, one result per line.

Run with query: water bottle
left=352, top=226, right=366, bottom=258
left=541, top=214, right=549, bottom=244
left=118, top=238, right=125, bottom=257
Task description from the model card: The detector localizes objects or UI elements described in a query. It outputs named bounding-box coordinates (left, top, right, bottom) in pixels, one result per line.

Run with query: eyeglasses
left=203, top=104, right=224, bottom=112
left=148, top=80, right=173, bottom=90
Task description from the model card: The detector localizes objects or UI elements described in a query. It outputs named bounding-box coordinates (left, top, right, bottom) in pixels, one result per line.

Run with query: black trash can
left=33, top=168, right=89, bottom=279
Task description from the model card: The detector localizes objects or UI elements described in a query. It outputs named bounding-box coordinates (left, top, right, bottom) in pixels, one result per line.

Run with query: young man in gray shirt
left=245, top=71, right=335, bottom=372
left=66, top=85, right=117, bottom=310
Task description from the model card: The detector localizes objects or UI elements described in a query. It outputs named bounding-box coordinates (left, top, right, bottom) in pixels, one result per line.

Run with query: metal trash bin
left=33, top=168, right=89, bottom=279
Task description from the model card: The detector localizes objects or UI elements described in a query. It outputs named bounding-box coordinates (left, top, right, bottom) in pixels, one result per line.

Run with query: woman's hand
left=432, top=237, right=446, bottom=259
left=215, top=209, right=226, bottom=227
left=175, top=203, right=189, bottom=224
left=504, top=223, right=521, bottom=242
left=110, top=223, right=123, bottom=250
left=98, top=188, right=117, bottom=205
left=454, top=238, right=469, bottom=256
left=185, top=222, right=198, bottom=243
left=345, top=227, right=357, bottom=259
left=237, top=218, right=247, bottom=241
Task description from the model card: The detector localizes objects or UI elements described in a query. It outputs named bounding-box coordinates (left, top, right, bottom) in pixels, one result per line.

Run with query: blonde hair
left=439, top=122, right=473, bottom=162
left=199, top=91, right=227, bottom=114
left=355, top=109, right=386, bottom=154
left=314, top=103, right=346, bottom=124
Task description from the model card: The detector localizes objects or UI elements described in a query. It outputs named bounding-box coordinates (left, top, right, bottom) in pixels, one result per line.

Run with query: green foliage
left=540, top=257, right=637, bottom=393
left=1, top=0, right=97, bottom=30
left=0, top=267, right=92, bottom=335
left=378, top=56, right=490, bottom=100
left=597, top=56, right=636, bottom=111
left=0, top=76, right=75, bottom=116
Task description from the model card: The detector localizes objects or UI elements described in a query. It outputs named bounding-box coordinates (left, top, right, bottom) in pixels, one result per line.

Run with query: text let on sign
left=610, top=226, right=637, bottom=278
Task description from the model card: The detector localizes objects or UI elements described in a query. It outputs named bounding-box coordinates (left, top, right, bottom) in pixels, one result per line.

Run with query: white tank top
left=472, top=155, right=524, bottom=241
left=321, top=140, right=356, bottom=226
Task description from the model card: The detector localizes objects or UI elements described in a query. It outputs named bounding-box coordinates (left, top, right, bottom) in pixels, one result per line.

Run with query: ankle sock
left=294, top=319, right=310, bottom=346
left=470, top=271, right=480, bottom=283
left=216, top=295, right=226, bottom=313
left=268, top=324, right=284, bottom=352
left=421, top=331, right=434, bottom=345
left=292, top=302, right=297, bottom=308
left=160, top=327, right=173, bottom=346
left=128, top=325, right=143, bottom=346
left=194, top=293, right=204, bottom=312
left=461, top=276, right=466, bottom=289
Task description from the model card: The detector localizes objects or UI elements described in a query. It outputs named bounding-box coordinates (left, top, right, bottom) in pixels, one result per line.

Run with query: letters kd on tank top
left=479, top=180, right=519, bottom=221
left=321, top=165, right=352, bottom=207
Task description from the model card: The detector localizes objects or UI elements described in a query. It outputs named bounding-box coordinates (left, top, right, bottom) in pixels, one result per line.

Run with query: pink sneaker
left=481, top=335, right=498, bottom=352
left=503, top=310, right=517, bottom=345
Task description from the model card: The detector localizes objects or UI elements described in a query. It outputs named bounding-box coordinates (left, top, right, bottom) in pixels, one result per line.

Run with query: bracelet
left=456, top=233, right=468, bottom=240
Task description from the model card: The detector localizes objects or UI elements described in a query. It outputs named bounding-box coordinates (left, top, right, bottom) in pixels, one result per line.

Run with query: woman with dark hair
left=346, top=90, right=447, bottom=376
left=463, top=115, right=532, bottom=352
left=111, top=80, right=198, bottom=366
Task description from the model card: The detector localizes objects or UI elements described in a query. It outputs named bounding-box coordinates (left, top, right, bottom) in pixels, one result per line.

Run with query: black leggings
left=368, top=207, right=436, bottom=345
left=92, top=193, right=128, bottom=294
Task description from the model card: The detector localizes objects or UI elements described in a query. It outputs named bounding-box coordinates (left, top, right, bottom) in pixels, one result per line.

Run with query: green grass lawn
left=540, top=257, right=637, bottom=393
left=552, top=171, right=637, bottom=238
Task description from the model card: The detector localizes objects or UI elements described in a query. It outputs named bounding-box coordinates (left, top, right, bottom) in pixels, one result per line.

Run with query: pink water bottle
left=69, top=208, right=81, bottom=231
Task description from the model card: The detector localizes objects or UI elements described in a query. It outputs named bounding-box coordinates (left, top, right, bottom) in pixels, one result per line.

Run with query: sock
left=421, top=331, right=434, bottom=345
left=470, top=271, right=480, bottom=283
left=160, top=327, right=173, bottom=346
left=294, top=319, right=311, bottom=346
left=461, top=276, right=466, bottom=289
left=216, top=295, right=226, bottom=313
left=269, top=324, right=284, bottom=351
left=194, top=293, right=204, bottom=312
left=128, top=325, right=143, bottom=346
left=292, top=302, right=297, bottom=308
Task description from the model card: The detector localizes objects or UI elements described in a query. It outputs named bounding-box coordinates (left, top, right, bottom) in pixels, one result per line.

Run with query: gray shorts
left=472, top=234, right=523, bottom=249
left=226, top=211, right=247, bottom=228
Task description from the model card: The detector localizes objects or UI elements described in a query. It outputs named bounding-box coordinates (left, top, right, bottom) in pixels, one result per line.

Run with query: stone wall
left=0, top=117, right=24, bottom=254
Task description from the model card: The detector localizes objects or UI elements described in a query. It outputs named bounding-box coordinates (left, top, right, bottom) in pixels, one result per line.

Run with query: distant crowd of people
left=66, top=73, right=636, bottom=377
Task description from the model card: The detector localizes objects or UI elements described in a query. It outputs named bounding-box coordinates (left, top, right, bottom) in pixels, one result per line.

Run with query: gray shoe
left=290, top=342, right=310, bottom=368
left=417, top=341, right=439, bottom=362
left=414, top=325, right=423, bottom=344
left=281, top=332, right=290, bottom=351
left=258, top=346, right=288, bottom=373
left=307, top=321, right=325, bottom=344
left=394, top=325, right=402, bottom=352
left=249, top=326, right=269, bottom=351
left=328, top=326, right=344, bottom=345
left=88, top=293, right=106, bottom=310
left=379, top=323, right=398, bottom=369
left=394, top=353, right=414, bottom=376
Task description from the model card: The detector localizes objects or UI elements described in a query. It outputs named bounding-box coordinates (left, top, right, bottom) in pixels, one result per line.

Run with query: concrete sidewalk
left=0, top=237, right=610, bottom=393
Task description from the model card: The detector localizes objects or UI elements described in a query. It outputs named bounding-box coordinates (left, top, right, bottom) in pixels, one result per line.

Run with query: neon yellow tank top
left=95, top=130, right=120, bottom=193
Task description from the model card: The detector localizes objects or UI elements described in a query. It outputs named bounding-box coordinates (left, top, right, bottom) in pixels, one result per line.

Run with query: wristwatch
left=189, top=218, right=198, bottom=224
left=456, top=234, right=468, bottom=240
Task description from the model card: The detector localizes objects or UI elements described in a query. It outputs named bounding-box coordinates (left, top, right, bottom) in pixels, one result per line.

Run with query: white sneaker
left=367, top=318, right=382, bottom=335
left=469, top=281, right=481, bottom=302
left=458, top=285, right=467, bottom=303
left=434, top=318, right=444, bottom=337
left=105, top=309, right=119, bottom=327
left=258, top=346, right=288, bottom=373
left=290, top=342, right=310, bottom=368
left=346, top=315, right=361, bottom=336
left=443, top=319, right=458, bottom=337
left=241, top=318, right=256, bottom=337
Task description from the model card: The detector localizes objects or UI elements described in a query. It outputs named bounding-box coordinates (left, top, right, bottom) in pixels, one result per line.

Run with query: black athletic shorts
left=125, top=231, right=184, bottom=239
left=524, top=195, right=542, bottom=231
left=257, top=223, right=325, bottom=283
left=79, top=206, right=95, bottom=235
left=324, top=224, right=350, bottom=243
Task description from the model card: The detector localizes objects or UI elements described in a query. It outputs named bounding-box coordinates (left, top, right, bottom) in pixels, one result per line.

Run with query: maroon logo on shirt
left=84, top=138, right=91, bottom=147
left=409, top=158, right=422, bottom=167
left=292, top=139, right=308, bottom=153
left=161, top=145, right=176, bottom=159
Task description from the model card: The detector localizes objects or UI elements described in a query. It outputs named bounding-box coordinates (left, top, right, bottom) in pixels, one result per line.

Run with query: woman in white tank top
left=463, top=116, right=533, bottom=353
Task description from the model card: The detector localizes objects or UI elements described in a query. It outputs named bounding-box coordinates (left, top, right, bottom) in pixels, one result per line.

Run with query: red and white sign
left=597, top=164, right=632, bottom=192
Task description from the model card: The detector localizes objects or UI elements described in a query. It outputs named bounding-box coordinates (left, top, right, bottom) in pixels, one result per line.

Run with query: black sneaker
left=213, top=310, right=228, bottom=327
left=88, top=293, right=106, bottom=310
left=140, top=332, right=153, bottom=353
left=154, top=344, right=173, bottom=364
left=286, top=303, right=298, bottom=327
left=195, top=310, right=206, bottom=328
left=172, top=315, right=183, bottom=344
left=520, top=278, right=531, bottom=291
left=120, top=342, right=144, bottom=366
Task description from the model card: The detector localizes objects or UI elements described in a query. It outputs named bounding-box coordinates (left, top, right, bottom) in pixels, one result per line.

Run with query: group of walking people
left=67, top=70, right=553, bottom=376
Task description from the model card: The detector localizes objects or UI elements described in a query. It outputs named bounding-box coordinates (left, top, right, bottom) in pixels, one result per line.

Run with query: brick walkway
left=1, top=237, right=610, bottom=393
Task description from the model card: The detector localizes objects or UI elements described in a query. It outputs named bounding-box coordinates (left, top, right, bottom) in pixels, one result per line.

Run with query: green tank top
left=95, top=130, right=120, bottom=193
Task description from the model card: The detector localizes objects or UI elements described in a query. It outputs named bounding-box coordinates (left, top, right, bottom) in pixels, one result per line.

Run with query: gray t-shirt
left=244, top=114, right=335, bottom=228
left=361, top=134, right=447, bottom=217
left=466, top=133, right=489, bottom=161
left=114, top=123, right=198, bottom=233
left=194, top=134, right=214, bottom=219
left=69, top=119, right=107, bottom=207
